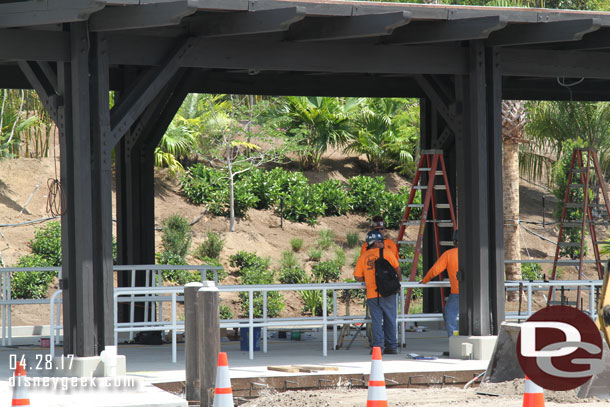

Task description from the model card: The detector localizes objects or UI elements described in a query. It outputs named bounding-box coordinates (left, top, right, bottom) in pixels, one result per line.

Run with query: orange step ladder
left=396, top=149, right=457, bottom=314
left=549, top=148, right=610, bottom=307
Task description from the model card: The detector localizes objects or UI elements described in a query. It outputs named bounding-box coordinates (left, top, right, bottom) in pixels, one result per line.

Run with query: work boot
left=384, top=348, right=398, bottom=355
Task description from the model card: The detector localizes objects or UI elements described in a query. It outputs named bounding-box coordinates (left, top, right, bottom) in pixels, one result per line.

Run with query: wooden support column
left=57, top=23, right=114, bottom=356
left=455, top=41, right=504, bottom=336
left=115, top=69, right=189, bottom=322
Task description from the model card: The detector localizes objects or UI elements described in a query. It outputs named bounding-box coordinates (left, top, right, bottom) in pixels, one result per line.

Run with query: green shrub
left=348, top=176, right=386, bottom=213
left=314, top=180, right=353, bottom=216
left=229, top=251, right=270, bottom=273
left=311, top=260, right=341, bottom=283
left=317, top=229, right=335, bottom=250
left=334, top=247, right=346, bottom=268
left=181, top=164, right=226, bottom=206
left=194, top=231, right=224, bottom=260
left=346, top=231, right=359, bottom=248
left=522, top=263, right=543, bottom=281
left=281, top=184, right=326, bottom=225
left=279, top=265, right=307, bottom=285
left=156, top=252, right=198, bottom=285
left=30, top=221, right=62, bottom=266
left=351, top=249, right=360, bottom=267
left=180, top=164, right=259, bottom=218
left=161, top=215, right=192, bottom=259
left=238, top=267, right=284, bottom=317
left=279, top=250, right=299, bottom=269
left=265, top=167, right=309, bottom=205
left=231, top=181, right=260, bottom=218
left=299, top=276, right=334, bottom=316
left=219, top=304, right=233, bottom=320
left=373, top=188, right=412, bottom=229
left=290, top=237, right=304, bottom=252
left=11, top=254, right=57, bottom=299
left=197, top=256, right=228, bottom=281
left=308, top=247, right=322, bottom=262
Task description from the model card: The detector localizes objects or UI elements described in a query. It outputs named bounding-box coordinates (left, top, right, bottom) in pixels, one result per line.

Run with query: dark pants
left=367, top=295, right=397, bottom=350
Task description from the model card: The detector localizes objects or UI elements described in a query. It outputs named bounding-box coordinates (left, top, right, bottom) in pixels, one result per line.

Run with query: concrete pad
left=578, top=336, right=610, bottom=399
left=1, top=329, right=490, bottom=406
left=52, top=355, right=127, bottom=377
left=449, top=335, right=497, bottom=360
left=483, top=322, right=524, bottom=383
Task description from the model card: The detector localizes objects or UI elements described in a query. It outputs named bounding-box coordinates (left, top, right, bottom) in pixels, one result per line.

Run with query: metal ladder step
left=418, top=168, right=444, bottom=175
left=593, top=241, right=610, bottom=245
left=568, top=184, right=586, bottom=188
left=402, top=220, right=453, bottom=227
left=414, top=185, right=447, bottom=190
left=398, top=240, right=416, bottom=245
left=440, top=241, right=454, bottom=246
left=435, top=203, right=450, bottom=209
left=564, top=202, right=606, bottom=208
left=562, top=221, right=610, bottom=227
left=556, top=259, right=604, bottom=265
left=558, top=242, right=583, bottom=247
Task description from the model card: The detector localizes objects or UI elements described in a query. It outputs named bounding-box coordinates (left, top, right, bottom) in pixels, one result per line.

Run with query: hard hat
left=366, top=230, right=384, bottom=246
left=453, top=229, right=459, bottom=242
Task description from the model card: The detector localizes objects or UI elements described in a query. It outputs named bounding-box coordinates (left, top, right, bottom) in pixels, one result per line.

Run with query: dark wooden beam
left=187, top=70, right=424, bottom=97
left=414, top=75, right=458, bottom=135
left=89, top=1, right=198, bottom=32
left=109, top=38, right=193, bottom=144
left=107, top=35, right=469, bottom=75
left=385, top=16, right=506, bottom=45
left=89, top=31, right=114, bottom=351
left=187, top=7, right=306, bottom=37
left=0, top=29, right=69, bottom=61
left=0, top=0, right=104, bottom=28
left=502, top=48, right=610, bottom=79
left=553, top=30, right=610, bottom=51
left=0, top=65, right=31, bottom=89
left=485, top=45, right=505, bottom=335
left=17, top=61, right=59, bottom=123
left=288, top=11, right=411, bottom=42
left=486, top=18, right=601, bottom=47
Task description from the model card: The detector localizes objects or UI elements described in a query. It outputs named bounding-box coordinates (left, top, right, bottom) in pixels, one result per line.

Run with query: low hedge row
left=181, top=165, right=421, bottom=227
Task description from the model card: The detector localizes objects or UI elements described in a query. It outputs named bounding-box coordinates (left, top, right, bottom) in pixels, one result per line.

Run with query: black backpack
left=374, top=248, right=400, bottom=298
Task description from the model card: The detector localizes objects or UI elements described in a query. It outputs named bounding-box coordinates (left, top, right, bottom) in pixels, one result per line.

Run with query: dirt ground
left=239, top=379, right=607, bottom=406
left=0, top=150, right=605, bottom=325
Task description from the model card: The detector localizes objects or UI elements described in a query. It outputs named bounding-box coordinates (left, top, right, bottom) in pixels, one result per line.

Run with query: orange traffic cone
left=367, top=347, right=388, bottom=407
left=213, top=352, right=234, bottom=407
left=523, top=376, right=545, bottom=407
left=11, top=361, right=30, bottom=406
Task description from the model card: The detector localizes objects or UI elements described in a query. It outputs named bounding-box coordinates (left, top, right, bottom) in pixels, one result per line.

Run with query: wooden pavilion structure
left=1, top=0, right=610, bottom=356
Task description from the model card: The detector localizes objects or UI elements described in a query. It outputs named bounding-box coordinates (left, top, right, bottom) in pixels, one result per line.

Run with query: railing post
left=198, top=281, right=219, bottom=407
left=185, top=282, right=203, bottom=403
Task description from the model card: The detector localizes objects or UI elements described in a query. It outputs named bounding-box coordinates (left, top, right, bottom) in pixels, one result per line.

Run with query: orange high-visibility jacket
left=360, top=239, right=399, bottom=260
left=421, top=247, right=459, bottom=294
left=354, top=247, right=400, bottom=300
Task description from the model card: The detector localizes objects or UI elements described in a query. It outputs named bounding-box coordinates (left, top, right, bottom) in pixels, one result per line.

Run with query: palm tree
left=274, top=96, right=363, bottom=169
left=502, top=100, right=528, bottom=297
left=345, top=98, right=419, bottom=175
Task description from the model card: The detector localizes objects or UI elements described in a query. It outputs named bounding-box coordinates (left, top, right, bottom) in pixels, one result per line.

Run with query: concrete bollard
left=198, top=281, right=220, bottom=407
left=185, top=282, right=204, bottom=402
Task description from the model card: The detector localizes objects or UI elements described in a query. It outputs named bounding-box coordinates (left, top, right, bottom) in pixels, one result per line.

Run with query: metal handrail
left=0, top=265, right=221, bottom=346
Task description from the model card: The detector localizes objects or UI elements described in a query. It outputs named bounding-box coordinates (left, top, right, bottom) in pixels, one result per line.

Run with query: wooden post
left=198, top=282, right=220, bottom=407
left=184, top=282, right=203, bottom=403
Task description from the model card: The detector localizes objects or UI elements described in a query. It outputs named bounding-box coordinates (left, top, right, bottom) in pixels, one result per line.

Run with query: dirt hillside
left=0, top=151, right=600, bottom=325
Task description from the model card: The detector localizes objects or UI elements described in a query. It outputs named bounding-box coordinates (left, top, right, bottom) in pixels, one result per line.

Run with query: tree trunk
left=227, top=146, right=235, bottom=232
left=503, top=137, right=522, bottom=300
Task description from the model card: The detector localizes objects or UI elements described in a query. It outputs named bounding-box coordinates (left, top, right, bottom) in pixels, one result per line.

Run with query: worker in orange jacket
left=420, top=230, right=459, bottom=337
left=360, top=216, right=399, bottom=260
